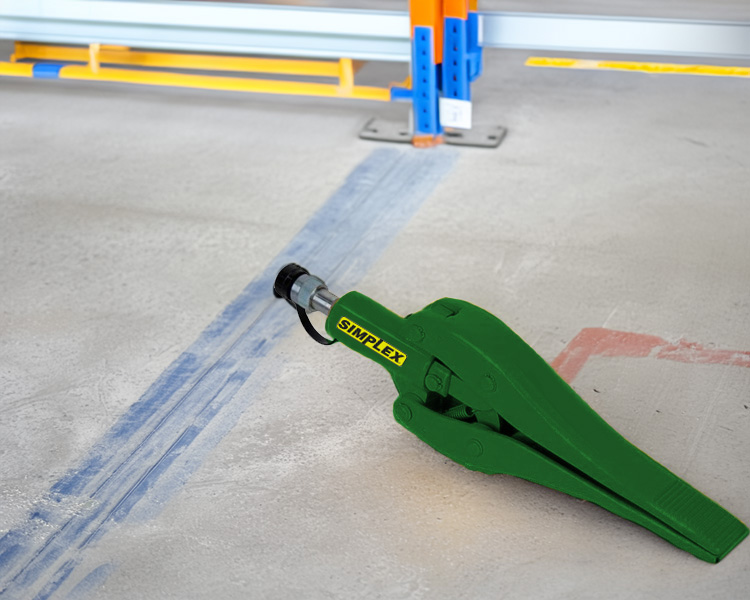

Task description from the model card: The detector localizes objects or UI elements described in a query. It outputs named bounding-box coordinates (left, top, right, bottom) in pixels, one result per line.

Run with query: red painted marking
left=656, top=340, right=750, bottom=369
left=550, top=327, right=750, bottom=383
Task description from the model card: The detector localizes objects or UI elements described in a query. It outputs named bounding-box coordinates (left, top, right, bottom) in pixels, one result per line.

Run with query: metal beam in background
left=1, top=1, right=750, bottom=61
left=0, top=1, right=411, bottom=62
left=481, top=13, right=750, bottom=59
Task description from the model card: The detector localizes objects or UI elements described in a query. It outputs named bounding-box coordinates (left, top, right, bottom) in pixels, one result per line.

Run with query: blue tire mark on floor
left=0, top=147, right=456, bottom=599
left=63, top=564, right=114, bottom=600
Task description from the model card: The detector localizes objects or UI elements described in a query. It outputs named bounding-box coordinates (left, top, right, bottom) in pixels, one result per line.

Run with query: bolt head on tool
left=394, top=402, right=412, bottom=424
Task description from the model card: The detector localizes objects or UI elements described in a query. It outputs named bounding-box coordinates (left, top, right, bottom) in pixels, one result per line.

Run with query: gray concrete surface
left=1, top=7, right=749, bottom=598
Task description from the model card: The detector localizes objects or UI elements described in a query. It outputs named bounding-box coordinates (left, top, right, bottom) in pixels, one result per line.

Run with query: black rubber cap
left=273, top=263, right=335, bottom=346
left=273, top=263, right=309, bottom=306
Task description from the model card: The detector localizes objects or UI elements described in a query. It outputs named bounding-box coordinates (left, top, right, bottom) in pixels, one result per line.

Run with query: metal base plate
left=359, top=118, right=507, bottom=148
left=443, top=125, right=507, bottom=148
left=359, top=118, right=412, bottom=144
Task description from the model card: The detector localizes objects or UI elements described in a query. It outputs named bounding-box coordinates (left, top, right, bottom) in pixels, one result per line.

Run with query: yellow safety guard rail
left=1, top=42, right=392, bottom=101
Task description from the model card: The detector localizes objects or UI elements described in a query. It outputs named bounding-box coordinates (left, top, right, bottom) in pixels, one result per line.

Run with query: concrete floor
left=1, top=4, right=749, bottom=597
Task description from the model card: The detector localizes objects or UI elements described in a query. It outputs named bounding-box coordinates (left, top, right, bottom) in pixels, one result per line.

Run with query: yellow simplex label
left=336, top=317, right=407, bottom=366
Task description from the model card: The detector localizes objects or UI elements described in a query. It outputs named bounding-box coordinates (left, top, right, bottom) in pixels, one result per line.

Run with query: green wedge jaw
left=274, top=264, right=748, bottom=563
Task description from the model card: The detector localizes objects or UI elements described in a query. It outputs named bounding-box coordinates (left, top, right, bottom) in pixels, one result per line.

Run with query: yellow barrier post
left=88, top=43, right=101, bottom=74
left=338, top=58, right=354, bottom=95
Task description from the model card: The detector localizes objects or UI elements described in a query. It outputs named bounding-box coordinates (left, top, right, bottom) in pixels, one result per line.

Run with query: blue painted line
left=0, top=147, right=456, bottom=599
left=63, top=564, right=113, bottom=600
left=32, top=64, right=63, bottom=79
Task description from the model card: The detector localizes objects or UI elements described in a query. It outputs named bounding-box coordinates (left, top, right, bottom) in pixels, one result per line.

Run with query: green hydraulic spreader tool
left=273, top=264, right=747, bottom=563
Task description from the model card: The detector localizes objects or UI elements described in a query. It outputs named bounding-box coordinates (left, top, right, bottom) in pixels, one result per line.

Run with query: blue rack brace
left=467, top=10, right=483, bottom=82
left=443, top=17, right=469, bottom=101
left=412, top=26, right=441, bottom=137
left=391, top=1, right=488, bottom=145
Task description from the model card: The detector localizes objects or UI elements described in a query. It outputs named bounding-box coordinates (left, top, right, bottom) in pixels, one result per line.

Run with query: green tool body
left=274, top=264, right=747, bottom=563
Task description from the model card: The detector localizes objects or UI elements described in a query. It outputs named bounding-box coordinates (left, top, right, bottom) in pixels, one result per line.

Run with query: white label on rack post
left=439, top=98, right=472, bottom=129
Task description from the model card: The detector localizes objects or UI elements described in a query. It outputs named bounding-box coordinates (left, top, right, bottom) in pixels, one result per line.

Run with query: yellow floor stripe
left=526, top=57, right=750, bottom=78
